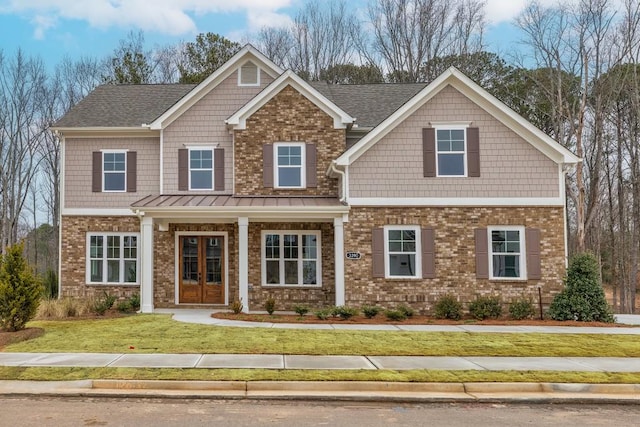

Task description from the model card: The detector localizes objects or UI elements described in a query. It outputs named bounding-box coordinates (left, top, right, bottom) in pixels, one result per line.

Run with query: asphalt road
left=1, top=397, right=639, bottom=427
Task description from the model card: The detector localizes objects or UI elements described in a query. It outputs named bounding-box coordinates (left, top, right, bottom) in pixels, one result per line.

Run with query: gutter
left=328, top=161, right=347, bottom=203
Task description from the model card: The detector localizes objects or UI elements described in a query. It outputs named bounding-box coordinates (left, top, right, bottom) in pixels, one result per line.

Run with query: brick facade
left=234, top=85, right=344, bottom=196
left=342, top=206, right=566, bottom=314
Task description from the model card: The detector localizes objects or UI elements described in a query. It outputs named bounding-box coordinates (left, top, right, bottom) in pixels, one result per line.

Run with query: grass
left=5, top=314, right=640, bottom=357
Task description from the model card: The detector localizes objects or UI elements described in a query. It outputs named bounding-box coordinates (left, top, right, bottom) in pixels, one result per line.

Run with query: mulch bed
left=211, top=312, right=630, bottom=327
left=0, top=327, right=44, bottom=350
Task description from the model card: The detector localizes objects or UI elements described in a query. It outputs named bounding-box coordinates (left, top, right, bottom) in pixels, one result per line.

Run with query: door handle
left=198, top=272, right=202, bottom=284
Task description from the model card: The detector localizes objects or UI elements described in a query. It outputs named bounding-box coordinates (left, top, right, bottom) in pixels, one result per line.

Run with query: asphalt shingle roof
left=54, top=84, right=196, bottom=128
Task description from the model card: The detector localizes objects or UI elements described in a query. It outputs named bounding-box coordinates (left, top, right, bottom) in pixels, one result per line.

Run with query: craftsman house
left=52, top=45, right=579, bottom=313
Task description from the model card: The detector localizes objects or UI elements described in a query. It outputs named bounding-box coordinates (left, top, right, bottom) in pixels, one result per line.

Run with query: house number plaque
left=346, top=251, right=362, bottom=260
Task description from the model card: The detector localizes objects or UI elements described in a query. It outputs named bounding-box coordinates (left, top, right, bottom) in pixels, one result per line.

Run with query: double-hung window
left=489, top=226, right=526, bottom=279
left=103, top=152, right=126, bottom=191
left=384, top=226, right=421, bottom=278
left=263, top=231, right=321, bottom=286
left=436, top=128, right=466, bottom=176
left=275, top=143, right=305, bottom=188
left=87, top=233, right=139, bottom=284
left=189, top=148, right=213, bottom=190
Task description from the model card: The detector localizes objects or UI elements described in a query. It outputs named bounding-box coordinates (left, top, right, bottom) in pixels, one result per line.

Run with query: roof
left=311, top=82, right=427, bottom=128
left=335, top=67, right=581, bottom=166
left=53, top=84, right=195, bottom=128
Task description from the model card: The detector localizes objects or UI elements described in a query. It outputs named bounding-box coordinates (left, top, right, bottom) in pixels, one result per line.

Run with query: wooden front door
left=179, top=236, right=225, bottom=304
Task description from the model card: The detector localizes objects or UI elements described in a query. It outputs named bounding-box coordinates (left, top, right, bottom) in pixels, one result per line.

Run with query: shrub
left=385, top=309, right=407, bottom=321
left=264, top=296, right=276, bottom=315
left=230, top=299, right=243, bottom=314
left=117, top=300, right=132, bottom=313
left=434, top=295, right=463, bottom=320
left=294, top=305, right=309, bottom=316
left=0, top=244, right=43, bottom=331
left=548, top=252, right=614, bottom=322
left=315, top=308, right=332, bottom=320
left=397, top=304, right=415, bottom=318
left=92, top=292, right=116, bottom=316
left=128, top=293, right=141, bottom=312
left=509, top=298, right=535, bottom=320
left=362, top=305, right=381, bottom=319
left=468, top=295, right=503, bottom=320
left=334, top=305, right=358, bottom=320
left=62, top=297, right=80, bottom=317
left=43, top=269, right=58, bottom=299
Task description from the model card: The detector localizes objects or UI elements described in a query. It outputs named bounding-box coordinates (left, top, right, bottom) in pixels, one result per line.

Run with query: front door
left=179, top=236, right=225, bottom=304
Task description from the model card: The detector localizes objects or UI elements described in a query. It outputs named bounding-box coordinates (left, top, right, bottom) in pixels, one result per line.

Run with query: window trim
left=86, top=232, right=140, bottom=285
left=434, top=125, right=468, bottom=178
left=188, top=146, right=215, bottom=191
left=102, top=150, right=127, bottom=193
left=488, top=225, right=527, bottom=280
left=274, top=142, right=306, bottom=189
left=261, top=230, right=322, bottom=287
left=383, top=225, right=421, bottom=279
left=238, top=60, right=261, bottom=87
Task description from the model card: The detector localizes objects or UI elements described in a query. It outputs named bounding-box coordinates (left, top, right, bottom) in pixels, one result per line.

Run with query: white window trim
left=487, top=225, right=527, bottom=280
left=383, top=225, right=421, bottom=279
left=274, top=142, right=306, bottom=189
left=188, top=146, right=215, bottom=191
left=434, top=125, right=468, bottom=178
left=86, top=232, right=140, bottom=285
left=238, top=60, right=261, bottom=87
left=102, top=150, right=127, bottom=193
left=261, top=230, right=322, bottom=287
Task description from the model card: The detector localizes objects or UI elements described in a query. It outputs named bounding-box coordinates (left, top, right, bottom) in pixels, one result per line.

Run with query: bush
left=385, top=309, right=407, bottom=321
left=509, top=298, right=535, bottom=320
left=43, top=269, right=58, bottom=299
left=128, top=293, right=140, bottom=312
left=230, top=299, right=243, bottom=314
left=362, top=305, right=381, bottom=319
left=294, top=305, right=309, bottom=316
left=434, top=295, right=463, bottom=320
left=117, top=300, right=132, bottom=313
left=0, top=244, right=43, bottom=331
left=397, top=304, right=415, bottom=318
left=334, top=305, right=358, bottom=320
left=548, top=252, right=614, bottom=322
left=92, top=292, right=116, bottom=316
left=264, top=297, right=276, bottom=315
left=315, top=308, right=332, bottom=320
left=468, top=295, right=502, bottom=320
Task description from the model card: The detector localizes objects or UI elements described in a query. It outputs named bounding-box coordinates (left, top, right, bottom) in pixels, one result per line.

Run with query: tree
left=103, top=31, right=154, bottom=84
left=0, top=243, right=42, bottom=332
left=255, top=27, right=294, bottom=69
left=177, top=33, right=241, bottom=84
left=319, top=63, right=385, bottom=84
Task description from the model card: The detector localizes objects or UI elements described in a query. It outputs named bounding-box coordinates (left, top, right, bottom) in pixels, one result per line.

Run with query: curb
left=1, top=380, right=640, bottom=403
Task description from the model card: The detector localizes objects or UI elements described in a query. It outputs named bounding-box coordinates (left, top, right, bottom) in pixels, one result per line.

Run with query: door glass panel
left=182, top=237, right=199, bottom=283
left=205, top=237, right=222, bottom=285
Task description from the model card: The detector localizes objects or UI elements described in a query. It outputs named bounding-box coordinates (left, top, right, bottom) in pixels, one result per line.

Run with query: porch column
left=140, top=216, right=154, bottom=313
left=334, top=217, right=345, bottom=306
left=238, top=216, right=249, bottom=313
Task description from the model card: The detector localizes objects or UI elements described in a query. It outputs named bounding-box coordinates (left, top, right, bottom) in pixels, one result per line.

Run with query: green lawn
left=6, top=314, right=640, bottom=357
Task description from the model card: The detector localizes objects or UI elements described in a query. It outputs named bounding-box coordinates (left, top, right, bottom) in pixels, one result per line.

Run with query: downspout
left=328, top=161, right=347, bottom=203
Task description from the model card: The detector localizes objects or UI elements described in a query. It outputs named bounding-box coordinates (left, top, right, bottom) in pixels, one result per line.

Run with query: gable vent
left=239, top=61, right=259, bottom=86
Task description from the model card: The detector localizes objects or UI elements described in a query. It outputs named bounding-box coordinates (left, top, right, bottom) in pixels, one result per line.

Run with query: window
left=262, top=231, right=321, bottom=286
left=275, top=143, right=305, bottom=188
left=384, top=226, right=421, bottom=278
left=103, top=152, right=126, bottom=191
left=239, top=60, right=260, bottom=86
left=189, top=148, right=213, bottom=190
left=489, top=226, right=526, bottom=279
left=87, top=233, right=139, bottom=284
left=436, top=128, right=466, bottom=176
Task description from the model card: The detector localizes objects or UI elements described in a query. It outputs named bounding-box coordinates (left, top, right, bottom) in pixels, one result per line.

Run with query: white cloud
left=484, top=0, right=569, bottom=25
left=1, top=0, right=293, bottom=38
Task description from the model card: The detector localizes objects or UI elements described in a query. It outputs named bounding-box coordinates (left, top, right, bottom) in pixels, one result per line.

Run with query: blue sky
left=0, top=0, right=538, bottom=69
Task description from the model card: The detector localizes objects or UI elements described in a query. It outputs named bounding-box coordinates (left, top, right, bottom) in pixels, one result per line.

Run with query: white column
left=140, top=216, right=154, bottom=313
left=334, top=217, right=345, bottom=306
left=238, top=217, right=249, bottom=313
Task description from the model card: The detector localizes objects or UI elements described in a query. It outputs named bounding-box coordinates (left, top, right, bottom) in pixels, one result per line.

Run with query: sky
left=0, top=0, right=551, bottom=70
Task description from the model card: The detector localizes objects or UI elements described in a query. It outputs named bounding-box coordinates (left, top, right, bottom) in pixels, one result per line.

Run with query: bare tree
left=255, top=27, right=294, bottom=69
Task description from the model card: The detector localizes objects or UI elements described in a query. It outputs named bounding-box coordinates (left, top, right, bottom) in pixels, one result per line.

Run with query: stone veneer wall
left=247, top=222, right=336, bottom=311
left=153, top=223, right=237, bottom=308
left=234, top=85, right=344, bottom=196
left=60, top=215, right=141, bottom=300
left=343, top=206, right=566, bottom=314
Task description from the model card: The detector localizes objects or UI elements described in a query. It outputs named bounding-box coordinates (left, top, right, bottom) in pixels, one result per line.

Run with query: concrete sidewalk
left=3, top=352, right=640, bottom=372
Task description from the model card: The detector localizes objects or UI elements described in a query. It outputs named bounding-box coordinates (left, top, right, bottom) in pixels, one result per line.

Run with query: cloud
left=1, top=0, right=293, bottom=38
left=483, top=0, right=625, bottom=25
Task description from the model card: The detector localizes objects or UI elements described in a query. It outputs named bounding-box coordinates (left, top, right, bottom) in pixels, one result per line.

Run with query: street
left=1, top=397, right=639, bottom=426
